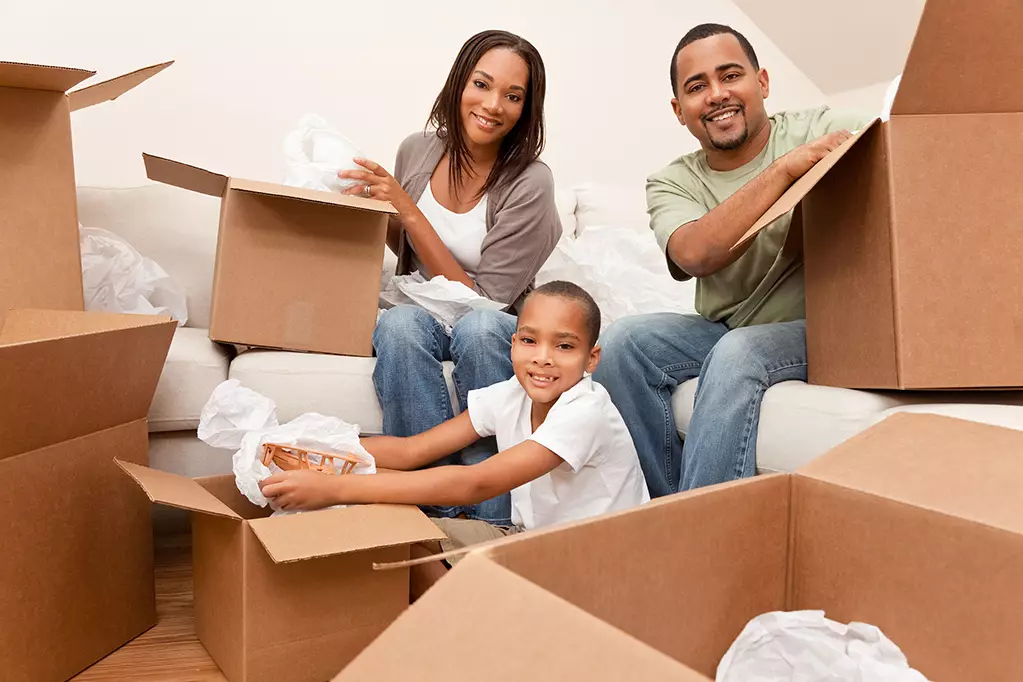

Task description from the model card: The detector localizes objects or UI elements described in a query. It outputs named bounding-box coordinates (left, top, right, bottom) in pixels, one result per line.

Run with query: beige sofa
left=76, top=183, right=1023, bottom=489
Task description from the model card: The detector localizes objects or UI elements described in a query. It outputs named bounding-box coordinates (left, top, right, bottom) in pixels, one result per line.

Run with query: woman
left=339, top=30, right=562, bottom=525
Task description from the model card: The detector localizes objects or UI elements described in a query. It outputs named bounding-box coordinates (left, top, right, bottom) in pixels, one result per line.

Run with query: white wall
left=3, top=0, right=830, bottom=195
left=826, top=79, right=894, bottom=119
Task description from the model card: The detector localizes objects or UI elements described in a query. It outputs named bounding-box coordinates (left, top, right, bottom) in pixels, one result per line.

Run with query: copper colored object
left=260, top=443, right=361, bottom=475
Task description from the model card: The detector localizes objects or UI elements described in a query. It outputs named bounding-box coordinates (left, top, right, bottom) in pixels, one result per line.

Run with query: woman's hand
left=259, top=470, right=343, bottom=512
left=339, top=159, right=416, bottom=214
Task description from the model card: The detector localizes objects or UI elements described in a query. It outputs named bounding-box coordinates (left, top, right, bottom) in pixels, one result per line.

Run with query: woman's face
left=459, top=47, right=529, bottom=150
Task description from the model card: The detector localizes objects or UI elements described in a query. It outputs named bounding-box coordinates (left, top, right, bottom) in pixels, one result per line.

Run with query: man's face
left=671, top=33, right=770, bottom=152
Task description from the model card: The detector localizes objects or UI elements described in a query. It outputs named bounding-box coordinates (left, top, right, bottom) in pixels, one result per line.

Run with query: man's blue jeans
left=372, top=305, right=516, bottom=524
left=592, top=313, right=807, bottom=497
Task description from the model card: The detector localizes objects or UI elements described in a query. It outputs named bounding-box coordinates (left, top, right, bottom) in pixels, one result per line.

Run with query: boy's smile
left=511, top=293, right=601, bottom=423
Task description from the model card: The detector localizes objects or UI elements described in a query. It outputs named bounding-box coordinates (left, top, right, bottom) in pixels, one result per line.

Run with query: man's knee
left=374, top=305, right=436, bottom=352
left=451, top=309, right=514, bottom=350
left=708, top=322, right=804, bottom=376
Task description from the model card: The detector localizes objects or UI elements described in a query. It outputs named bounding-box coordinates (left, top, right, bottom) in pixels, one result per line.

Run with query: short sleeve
left=808, top=106, right=876, bottom=138
left=466, top=380, right=515, bottom=438
left=646, top=174, right=707, bottom=281
left=528, top=392, right=604, bottom=471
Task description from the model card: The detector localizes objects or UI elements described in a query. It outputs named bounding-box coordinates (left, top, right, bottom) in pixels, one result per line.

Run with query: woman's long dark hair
left=428, top=29, right=547, bottom=199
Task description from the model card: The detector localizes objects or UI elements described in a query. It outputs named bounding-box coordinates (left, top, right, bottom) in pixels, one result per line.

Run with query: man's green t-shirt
left=647, top=105, right=873, bottom=329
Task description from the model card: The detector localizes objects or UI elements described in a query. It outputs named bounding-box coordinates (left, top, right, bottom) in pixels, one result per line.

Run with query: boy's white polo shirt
left=467, top=376, right=651, bottom=531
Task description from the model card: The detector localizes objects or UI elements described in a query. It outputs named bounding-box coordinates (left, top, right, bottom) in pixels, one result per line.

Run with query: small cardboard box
left=735, top=0, right=1023, bottom=390
left=0, top=60, right=171, bottom=325
left=0, top=309, right=175, bottom=682
left=117, top=465, right=445, bottom=682
left=142, top=154, right=397, bottom=356
left=334, top=413, right=1023, bottom=681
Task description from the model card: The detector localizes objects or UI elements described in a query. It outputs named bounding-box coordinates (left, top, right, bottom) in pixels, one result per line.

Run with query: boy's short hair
left=527, top=280, right=601, bottom=348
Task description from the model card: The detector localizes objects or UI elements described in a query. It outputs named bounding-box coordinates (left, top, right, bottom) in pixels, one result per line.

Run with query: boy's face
left=511, top=294, right=601, bottom=406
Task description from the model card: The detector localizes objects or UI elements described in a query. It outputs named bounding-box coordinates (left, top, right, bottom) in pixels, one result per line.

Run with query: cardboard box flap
left=0, top=61, right=94, bottom=93
left=0, top=310, right=175, bottom=460
left=333, top=555, right=705, bottom=681
left=733, top=119, right=879, bottom=250
left=143, top=153, right=228, bottom=197
left=892, top=0, right=1023, bottom=115
left=797, top=413, right=1023, bottom=535
left=68, top=61, right=173, bottom=112
left=248, top=504, right=445, bottom=563
left=229, top=177, right=399, bottom=214
left=116, top=460, right=241, bottom=519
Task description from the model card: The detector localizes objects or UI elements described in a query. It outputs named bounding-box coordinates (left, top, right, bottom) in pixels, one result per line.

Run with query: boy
left=260, top=281, right=650, bottom=582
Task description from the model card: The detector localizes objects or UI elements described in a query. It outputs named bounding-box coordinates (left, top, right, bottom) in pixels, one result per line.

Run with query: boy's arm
left=360, top=412, right=481, bottom=471
left=259, top=440, right=563, bottom=512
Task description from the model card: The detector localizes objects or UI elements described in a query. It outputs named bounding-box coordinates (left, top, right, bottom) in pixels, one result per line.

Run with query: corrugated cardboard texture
left=231, top=177, right=399, bottom=214
left=143, top=153, right=229, bottom=198
left=0, top=420, right=155, bottom=682
left=792, top=477, right=1023, bottom=681
left=245, top=540, right=409, bottom=682
left=0, top=88, right=83, bottom=323
left=802, top=121, right=899, bottom=388
left=334, top=555, right=705, bottom=681
left=0, top=61, right=93, bottom=91
left=67, top=61, right=172, bottom=112
left=887, top=114, right=1023, bottom=388
left=892, top=0, right=1023, bottom=116
left=194, top=515, right=246, bottom=682
left=0, top=312, right=175, bottom=461
left=210, top=189, right=387, bottom=356
left=799, top=413, right=1023, bottom=533
left=487, top=476, right=790, bottom=677
left=118, top=460, right=240, bottom=519
left=248, top=504, right=445, bottom=563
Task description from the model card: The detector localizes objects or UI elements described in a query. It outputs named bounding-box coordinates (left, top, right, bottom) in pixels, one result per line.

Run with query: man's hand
left=778, top=130, right=853, bottom=182
left=259, top=470, right=342, bottom=512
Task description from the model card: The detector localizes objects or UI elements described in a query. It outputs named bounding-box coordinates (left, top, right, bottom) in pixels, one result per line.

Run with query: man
left=593, top=23, right=872, bottom=497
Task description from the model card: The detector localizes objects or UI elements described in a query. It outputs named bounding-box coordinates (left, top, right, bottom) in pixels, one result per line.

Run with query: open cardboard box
left=334, top=413, right=1023, bottom=681
left=117, top=464, right=446, bottom=682
left=143, top=154, right=397, bottom=357
left=0, top=309, right=174, bottom=682
left=0, top=60, right=171, bottom=325
left=734, top=0, right=1023, bottom=390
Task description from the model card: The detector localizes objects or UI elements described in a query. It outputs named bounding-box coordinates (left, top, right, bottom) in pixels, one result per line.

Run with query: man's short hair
left=527, top=280, right=601, bottom=348
left=670, top=23, right=760, bottom=96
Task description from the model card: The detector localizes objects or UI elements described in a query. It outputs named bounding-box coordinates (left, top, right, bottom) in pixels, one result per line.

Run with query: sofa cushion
left=77, top=185, right=221, bottom=329
left=554, top=188, right=578, bottom=238
left=573, top=182, right=650, bottom=235
left=228, top=350, right=459, bottom=435
left=149, top=327, right=232, bottom=432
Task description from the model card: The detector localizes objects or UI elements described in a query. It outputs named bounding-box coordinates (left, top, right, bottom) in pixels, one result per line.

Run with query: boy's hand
left=259, top=470, right=342, bottom=511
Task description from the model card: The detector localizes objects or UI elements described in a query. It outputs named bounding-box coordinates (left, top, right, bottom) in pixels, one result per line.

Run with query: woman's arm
left=259, top=439, right=563, bottom=512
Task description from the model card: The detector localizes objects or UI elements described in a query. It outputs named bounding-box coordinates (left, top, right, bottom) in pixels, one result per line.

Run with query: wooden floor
left=73, top=534, right=226, bottom=682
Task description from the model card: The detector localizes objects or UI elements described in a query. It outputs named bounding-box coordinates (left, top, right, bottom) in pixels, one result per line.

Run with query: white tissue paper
left=197, top=380, right=376, bottom=512
left=380, top=272, right=506, bottom=332
left=881, top=74, right=902, bottom=122
left=716, top=611, right=930, bottom=682
left=80, top=226, right=189, bottom=326
left=283, top=114, right=367, bottom=193
left=536, top=226, right=697, bottom=333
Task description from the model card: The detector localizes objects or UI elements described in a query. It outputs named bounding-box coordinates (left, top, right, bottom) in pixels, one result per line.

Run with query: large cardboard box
left=0, top=60, right=171, bottom=325
left=0, top=309, right=174, bottom=682
left=334, top=413, right=1023, bottom=681
left=736, top=0, right=1023, bottom=390
left=142, top=154, right=397, bottom=356
left=117, top=465, right=445, bottom=682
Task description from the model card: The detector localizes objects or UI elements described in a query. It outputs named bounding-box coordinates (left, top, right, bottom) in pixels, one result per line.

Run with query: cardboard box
left=735, top=0, right=1023, bottom=390
left=334, top=413, right=1023, bottom=681
left=0, top=309, right=174, bottom=682
left=117, top=464, right=445, bottom=682
left=142, top=154, right=397, bottom=356
left=0, top=60, right=171, bottom=325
